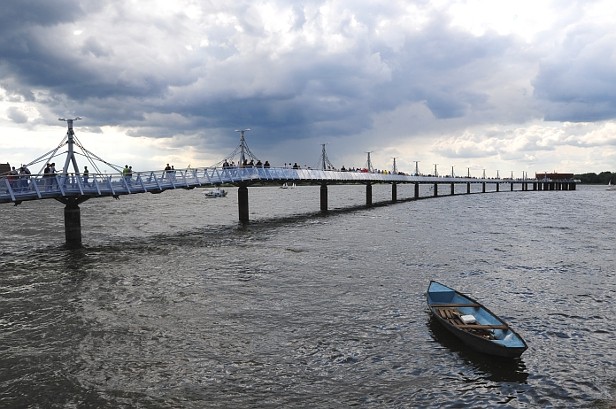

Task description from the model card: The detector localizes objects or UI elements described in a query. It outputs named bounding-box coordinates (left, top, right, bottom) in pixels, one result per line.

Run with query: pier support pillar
left=238, top=183, right=249, bottom=223
left=467, top=182, right=471, bottom=194
left=496, top=183, right=500, bottom=192
left=482, top=182, right=486, bottom=193
left=511, top=183, right=514, bottom=191
left=433, top=183, right=438, bottom=197
left=450, top=183, right=455, bottom=196
left=320, top=183, right=328, bottom=213
left=414, top=183, right=419, bottom=199
left=64, top=200, right=82, bottom=248
left=391, top=183, right=397, bottom=203
left=366, top=183, right=373, bottom=207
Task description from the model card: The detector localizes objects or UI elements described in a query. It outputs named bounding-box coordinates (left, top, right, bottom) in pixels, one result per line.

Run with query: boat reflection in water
left=427, top=318, right=529, bottom=384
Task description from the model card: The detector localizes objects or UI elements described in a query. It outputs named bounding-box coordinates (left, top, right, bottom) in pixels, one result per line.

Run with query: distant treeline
left=574, top=171, right=615, bottom=184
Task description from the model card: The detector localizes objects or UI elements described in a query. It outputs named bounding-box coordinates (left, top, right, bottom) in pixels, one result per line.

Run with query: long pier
left=0, top=119, right=577, bottom=247
left=0, top=167, right=575, bottom=247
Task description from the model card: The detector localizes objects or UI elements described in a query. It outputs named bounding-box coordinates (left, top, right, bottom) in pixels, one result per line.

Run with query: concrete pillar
left=320, top=183, right=328, bottom=213
left=482, top=182, right=486, bottom=193
left=466, top=182, right=471, bottom=194
left=366, top=183, right=372, bottom=207
left=433, top=183, right=438, bottom=197
left=64, top=200, right=82, bottom=248
left=391, top=183, right=397, bottom=202
left=238, top=183, right=249, bottom=222
left=511, top=183, right=514, bottom=191
left=450, top=183, right=455, bottom=195
left=496, top=183, right=500, bottom=192
left=414, top=183, right=419, bottom=199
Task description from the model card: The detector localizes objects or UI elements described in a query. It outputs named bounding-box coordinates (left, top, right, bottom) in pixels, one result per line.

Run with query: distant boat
left=280, top=182, right=296, bottom=189
left=426, top=281, right=527, bottom=358
left=607, top=181, right=616, bottom=191
left=204, top=187, right=228, bottom=198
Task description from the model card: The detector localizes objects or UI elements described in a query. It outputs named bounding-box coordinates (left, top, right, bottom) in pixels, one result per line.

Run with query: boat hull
left=427, top=281, right=527, bottom=358
left=204, top=189, right=227, bottom=198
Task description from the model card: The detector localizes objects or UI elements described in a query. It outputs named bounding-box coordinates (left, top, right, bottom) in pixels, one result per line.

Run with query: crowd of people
left=2, top=157, right=404, bottom=195
left=222, top=159, right=271, bottom=168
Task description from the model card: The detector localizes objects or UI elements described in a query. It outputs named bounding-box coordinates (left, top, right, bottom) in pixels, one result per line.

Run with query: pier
left=0, top=120, right=577, bottom=247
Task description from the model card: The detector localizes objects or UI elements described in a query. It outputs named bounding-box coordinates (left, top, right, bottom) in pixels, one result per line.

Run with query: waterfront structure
left=0, top=121, right=577, bottom=247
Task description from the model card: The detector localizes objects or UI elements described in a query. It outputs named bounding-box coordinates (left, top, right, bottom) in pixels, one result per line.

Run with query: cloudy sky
left=1, top=0, right=616, bottom=176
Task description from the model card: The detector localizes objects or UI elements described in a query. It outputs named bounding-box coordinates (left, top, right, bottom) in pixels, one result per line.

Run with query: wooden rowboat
left=427, top=281, right=528, bottom=358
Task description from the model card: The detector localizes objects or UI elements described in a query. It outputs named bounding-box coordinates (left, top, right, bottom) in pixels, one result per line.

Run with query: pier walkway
left=0, top=166, right=543, bottom=205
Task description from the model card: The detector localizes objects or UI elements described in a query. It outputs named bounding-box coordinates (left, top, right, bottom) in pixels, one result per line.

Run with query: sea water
left=1, top=184, right=615, bottom=408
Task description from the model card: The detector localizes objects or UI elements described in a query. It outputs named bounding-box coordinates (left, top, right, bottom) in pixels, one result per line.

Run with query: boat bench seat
left=435, top=307, right=508, bottom=330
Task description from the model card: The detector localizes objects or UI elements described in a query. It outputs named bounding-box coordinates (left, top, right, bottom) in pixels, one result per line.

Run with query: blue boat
left=427, top=281, right=528, bottom=358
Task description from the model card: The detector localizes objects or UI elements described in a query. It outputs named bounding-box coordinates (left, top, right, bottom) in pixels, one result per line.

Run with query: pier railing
left=1, top=166, right=543, bottom=204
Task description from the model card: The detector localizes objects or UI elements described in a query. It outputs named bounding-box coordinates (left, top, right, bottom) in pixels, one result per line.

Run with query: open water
left=1, top=184, right=615, bottom=408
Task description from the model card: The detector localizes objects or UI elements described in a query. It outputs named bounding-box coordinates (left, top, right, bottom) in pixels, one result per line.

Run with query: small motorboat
left=204, top=188, right=228, bottom=198
left=426, top=281, right=528, bottom=358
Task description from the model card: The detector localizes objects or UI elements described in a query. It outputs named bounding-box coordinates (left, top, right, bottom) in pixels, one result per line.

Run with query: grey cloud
left=533, top=23, right=616, bottom=122
left=7, top=107, right=28, bottom=123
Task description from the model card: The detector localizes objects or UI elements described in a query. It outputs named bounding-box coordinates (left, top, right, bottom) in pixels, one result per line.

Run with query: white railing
left=0, top=166, right=539, bottom=203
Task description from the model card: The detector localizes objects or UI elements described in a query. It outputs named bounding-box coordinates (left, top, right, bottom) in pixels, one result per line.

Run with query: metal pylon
left=320, top=144, right=336, bottom=170
left=216, top=128, right=261, bottom=166
left=23, top=117, right=122, bottom=175
left=366, top=152, right=373, bottom=172
left=59, top=117, right=81, bottom=176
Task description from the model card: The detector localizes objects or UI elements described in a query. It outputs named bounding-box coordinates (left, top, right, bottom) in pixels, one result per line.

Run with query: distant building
left=535, top=172, right=574, bottom=181
left=0, top=163, right=10, bottom=176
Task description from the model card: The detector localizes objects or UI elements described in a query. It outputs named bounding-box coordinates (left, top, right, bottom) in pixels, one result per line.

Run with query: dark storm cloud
left=1, top=0, right=514, bottom=148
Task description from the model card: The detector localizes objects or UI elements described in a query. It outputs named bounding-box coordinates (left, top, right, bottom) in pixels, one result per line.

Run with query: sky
left=2, top=0, right=616, bottom=177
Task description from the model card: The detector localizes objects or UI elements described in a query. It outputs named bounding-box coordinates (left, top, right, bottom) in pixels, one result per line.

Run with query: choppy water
left=1, top=184, right=615, bottom=408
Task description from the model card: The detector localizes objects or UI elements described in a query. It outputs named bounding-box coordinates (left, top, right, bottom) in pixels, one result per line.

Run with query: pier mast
left=58, top=117, right=87, bottom=248
left=235, top=128, right=251, bottom=165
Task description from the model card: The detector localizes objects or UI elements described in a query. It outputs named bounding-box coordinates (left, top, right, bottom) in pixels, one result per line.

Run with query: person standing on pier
left=43, top=163, right=52, bottom=191
left=122, top=165, right=132, bottom=186
left=82, top=166, right=89, bottom=187
left=19, top=165, right=31, bottom=191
